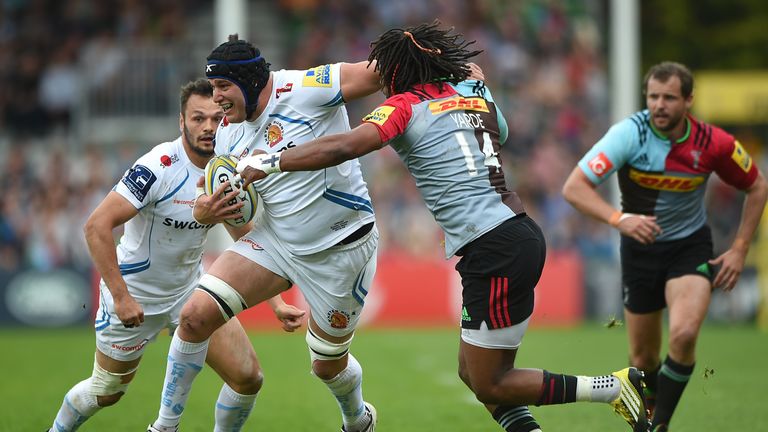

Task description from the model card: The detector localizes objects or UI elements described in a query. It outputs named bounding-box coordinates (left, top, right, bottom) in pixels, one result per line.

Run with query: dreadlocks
left=368, top=21, right=483, bottom=96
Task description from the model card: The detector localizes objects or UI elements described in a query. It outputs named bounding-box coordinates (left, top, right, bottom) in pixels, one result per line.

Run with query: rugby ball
left=204, top=155, right=259, bottom=227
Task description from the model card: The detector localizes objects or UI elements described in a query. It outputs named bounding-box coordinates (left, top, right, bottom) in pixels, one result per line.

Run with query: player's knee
left=305, top=327, right=353, bottom=380
left=471, top=383, right=505, bottom=405
left=90, top=360, right=136, bottom=407
left=669, top=325, right=699, bottom=353
left=228, top=366, right=264, bottom=395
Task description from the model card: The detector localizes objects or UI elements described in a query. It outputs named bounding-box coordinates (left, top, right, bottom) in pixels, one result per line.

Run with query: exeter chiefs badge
left=264, top=120, right=284, bottom=147
left=327, top=310, right=350, bottom=329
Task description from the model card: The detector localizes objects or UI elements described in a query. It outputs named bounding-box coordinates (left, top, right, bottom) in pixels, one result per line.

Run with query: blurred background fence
left=0, top=0, right=766, bottom=329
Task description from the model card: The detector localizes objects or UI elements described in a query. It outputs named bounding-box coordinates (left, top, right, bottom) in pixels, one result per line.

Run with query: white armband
left=236, top=153, right=282, bottom=175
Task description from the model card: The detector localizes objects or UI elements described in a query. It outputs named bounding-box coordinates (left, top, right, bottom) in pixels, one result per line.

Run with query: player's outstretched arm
left=562, top=167, right=661, bottom=244
left=84, top=191, right=145, bottom=328
left=339, top=61, right=382, bottom=102
left=236, top=123, right=384, bottom=186
left=710, top=170, right=768, bottom=291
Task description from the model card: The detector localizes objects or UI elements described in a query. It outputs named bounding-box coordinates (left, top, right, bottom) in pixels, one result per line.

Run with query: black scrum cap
left=205, top=37, right=270, bottom=118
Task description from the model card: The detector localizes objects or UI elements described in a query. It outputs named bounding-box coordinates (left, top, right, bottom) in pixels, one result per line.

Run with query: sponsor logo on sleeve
left=362, top=106, right=396, bottom=126
left=302, top=65, right=332, bottom=87
left=275, top=82, right=293, bottom=98
left=730, top=140, right=753, bottom=172
left=428, top=96, right=489, bottom=114
left=586, top=152, right=614, bottom=177
left=121, top=164, right=157, bottom=201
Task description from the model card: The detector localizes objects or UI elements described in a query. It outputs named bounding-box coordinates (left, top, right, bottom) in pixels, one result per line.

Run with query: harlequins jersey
left=363, top=80, right=524, bottom=258
left=578, top=110, right=758, bottom=241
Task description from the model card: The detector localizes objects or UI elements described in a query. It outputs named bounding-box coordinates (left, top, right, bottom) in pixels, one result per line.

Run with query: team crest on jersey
left=327, top=310, right=350, bottom=329
left=587, top=152, right=613, bottom=177
left=363, top=106, right=395, bottom=126
left=429, top=97, right=489, bottom=114
left=731, top=140, right=753, bottom=173
left=303, top=65, right=332, bottom=87
left=264, top=121, right=285, bottom=147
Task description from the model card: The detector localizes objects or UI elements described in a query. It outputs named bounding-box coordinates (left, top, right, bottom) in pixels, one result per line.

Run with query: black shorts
left=620, top=224, right=714, bottom=313
left=455, top=215, right=546, bottom=330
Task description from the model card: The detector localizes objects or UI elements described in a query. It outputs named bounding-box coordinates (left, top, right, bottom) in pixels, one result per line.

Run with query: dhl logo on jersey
left=629, top=169, right=705, bottom=192
left=363, top=106, right=395, bottom=126
left=731, top=140, right=753, bottom=173
left=429, top=97, right=489, bottom=115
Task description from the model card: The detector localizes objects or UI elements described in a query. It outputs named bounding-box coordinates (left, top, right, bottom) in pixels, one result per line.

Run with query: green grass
left=1, top=324, right=765, bottom=431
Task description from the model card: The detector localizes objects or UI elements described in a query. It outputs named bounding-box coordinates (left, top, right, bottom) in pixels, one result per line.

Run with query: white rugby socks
left=321, top=354, right=368, bottom=432
left=152, top=334, right=209, bottom=430
left=575, top=374, right=621, bottom=403
left=51, top=378, right=101, bottom=431
left=214, top=383, right=257, bottom=432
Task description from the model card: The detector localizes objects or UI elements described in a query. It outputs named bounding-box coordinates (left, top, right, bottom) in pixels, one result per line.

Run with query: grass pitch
left=1, top=324, right=765, bottom=431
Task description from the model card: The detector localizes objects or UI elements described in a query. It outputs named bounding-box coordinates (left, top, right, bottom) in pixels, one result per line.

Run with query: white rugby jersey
left=215, top=63, right=375, bottom=255
left=113, top=137, right=213, bottom=304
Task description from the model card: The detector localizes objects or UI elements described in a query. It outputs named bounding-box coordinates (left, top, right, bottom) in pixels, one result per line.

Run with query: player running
left=236, top=21, right=651, bottom=432
left=46, top=79, right=304, bottom=432
left=563, top=61, right=767, bottom=431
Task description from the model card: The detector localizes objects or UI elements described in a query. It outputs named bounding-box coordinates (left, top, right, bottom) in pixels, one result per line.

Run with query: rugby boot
left=610, top=367, right=650, bottom=432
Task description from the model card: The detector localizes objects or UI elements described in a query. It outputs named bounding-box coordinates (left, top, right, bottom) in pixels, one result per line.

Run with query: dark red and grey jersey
left=578, top=110, right=758, bottom=241
left=362, top=81, right=524, bottom=257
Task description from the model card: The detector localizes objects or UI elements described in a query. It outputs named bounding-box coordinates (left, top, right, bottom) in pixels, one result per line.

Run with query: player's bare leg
left=647, top=275, right=710, bottom=431
left=206, top=317, right=263, bottom=431
left=625, top=308, right=664, bottom=417
left=307, top=315, right=375, bottom=432
left=150, top=252, right=288, bottom=431
left=459, top=335, right=648, bottom=431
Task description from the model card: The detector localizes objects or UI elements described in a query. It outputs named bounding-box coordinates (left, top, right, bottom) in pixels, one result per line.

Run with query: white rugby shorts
left=229, top=224, right=379, bottom=337
left=94, top=282, right=193, bottom=361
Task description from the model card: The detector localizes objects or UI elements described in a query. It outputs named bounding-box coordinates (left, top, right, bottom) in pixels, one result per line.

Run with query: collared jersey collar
left=649, top=115, right=691, bottom=144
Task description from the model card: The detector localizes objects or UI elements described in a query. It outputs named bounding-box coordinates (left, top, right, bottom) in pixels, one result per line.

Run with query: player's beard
left=184, top=125, right=215, bottom=158
left=653, top=110, right=685, bottom=132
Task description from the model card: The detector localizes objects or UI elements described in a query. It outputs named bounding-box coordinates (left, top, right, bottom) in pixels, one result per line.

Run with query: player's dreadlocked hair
left=368, top=21, right=483, bottom=96
left=205, top=34, right=271, bottom=118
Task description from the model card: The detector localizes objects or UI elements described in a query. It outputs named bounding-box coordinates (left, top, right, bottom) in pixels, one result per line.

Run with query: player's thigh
left=96, top=349, right=142, bottom=377
left=665, top=275, right=711, bottom=337
left=206, top=317, right=261, bottom=383
left=281, top=230, right=378, bottom=338
left=457, top=216, right=544, bottom=332
left=620, top=236, right=668, bottom=313
left=206, top=250, right=291, bottom=307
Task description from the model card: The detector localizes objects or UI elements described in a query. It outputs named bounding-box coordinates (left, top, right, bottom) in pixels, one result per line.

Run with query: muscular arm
left=237, top=123, right=384, bottom=185
left=562, top=167, right=661, bottom=244
left=711, top=170, right=768, bottom=290
left=84, top=191, right=144, bottom=327
left=340, top=61, right=381, bottom=102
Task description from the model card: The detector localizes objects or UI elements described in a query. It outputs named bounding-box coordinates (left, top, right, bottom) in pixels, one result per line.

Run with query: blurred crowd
left=0, top=0, right=758, bottom=318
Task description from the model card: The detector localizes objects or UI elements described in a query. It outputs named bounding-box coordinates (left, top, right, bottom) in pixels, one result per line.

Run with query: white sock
left=51, top=379, right=101, bottom=431
left=152, top=334, right=209, bottom=429
left=213, top=383, right=257, bottom=432
left=575, top=375, right=621, bottom=403
left=321, top=354, right=367, bottom=432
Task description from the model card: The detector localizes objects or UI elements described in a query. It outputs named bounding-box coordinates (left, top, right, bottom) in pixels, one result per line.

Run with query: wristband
left=236, top=153, right=282, bottom=175
left=608, top=210, right=623, bottom=227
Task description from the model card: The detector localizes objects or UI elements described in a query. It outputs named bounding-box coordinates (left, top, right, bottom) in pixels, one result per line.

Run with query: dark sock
left=493, top=405, right=541, bottom=432
left=644, top=362, right=661, bottom=412
left=536, top=370, right=578, bottom=406
left=652, top=356, right=694, bottom=428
